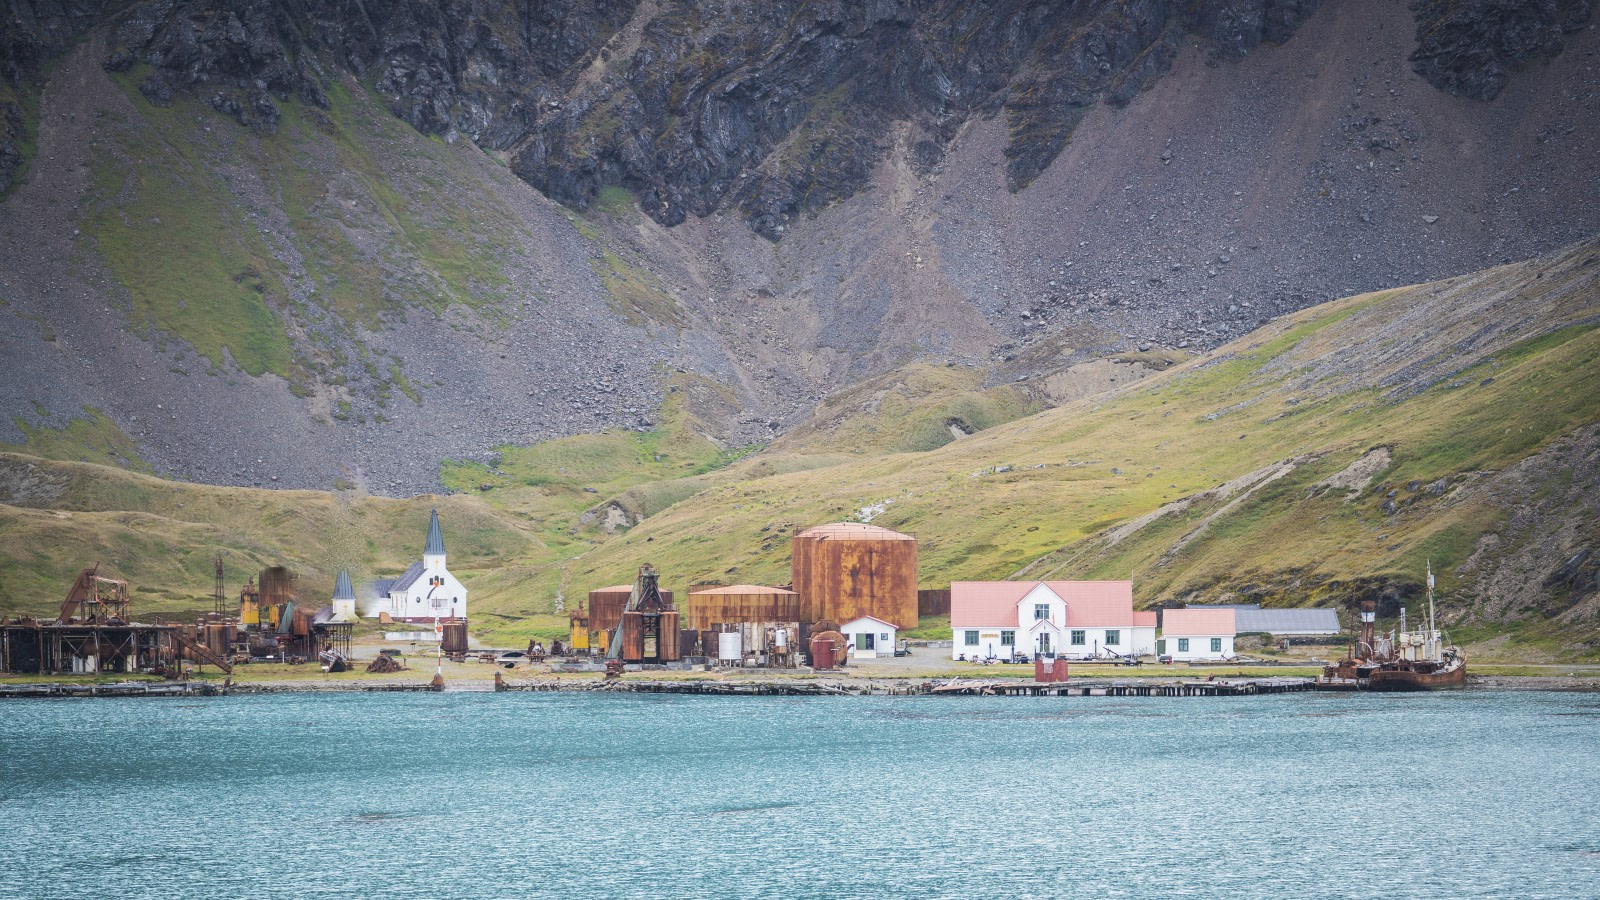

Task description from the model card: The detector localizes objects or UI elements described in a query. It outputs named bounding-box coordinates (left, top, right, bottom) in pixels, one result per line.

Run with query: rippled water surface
left=3, top=691, right=1599, bottom=898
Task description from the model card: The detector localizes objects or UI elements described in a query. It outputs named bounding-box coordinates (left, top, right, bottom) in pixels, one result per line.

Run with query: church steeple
left=424, top=508, right=446, bottom=566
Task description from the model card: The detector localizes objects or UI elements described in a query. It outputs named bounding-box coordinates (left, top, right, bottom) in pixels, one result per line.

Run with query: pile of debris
left=366, top=655, right=405, bottom=674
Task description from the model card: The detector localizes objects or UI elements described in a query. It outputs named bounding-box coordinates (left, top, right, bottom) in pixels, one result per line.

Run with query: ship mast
left=1427, top=559, right=1436, bottom=637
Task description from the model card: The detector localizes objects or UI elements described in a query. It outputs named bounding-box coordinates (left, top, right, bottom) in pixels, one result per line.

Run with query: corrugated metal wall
left=588, top=587, right=675, bottom=635
left=918, top=588, right=951, bottom=617
left=685, top=587, right=803, bottom=631
left=791, top=532, right=918, bottom=629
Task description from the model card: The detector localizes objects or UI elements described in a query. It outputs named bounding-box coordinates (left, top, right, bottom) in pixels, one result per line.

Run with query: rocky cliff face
left=9, top=0, right=1586, bottom=231
left=97, top=0, right=639, bottom=141
left=516, top=0, right=1332, bottom=239
left=0, top=0, right=1596, bottom=495
left=1409, top=0, right=1592, bottom=100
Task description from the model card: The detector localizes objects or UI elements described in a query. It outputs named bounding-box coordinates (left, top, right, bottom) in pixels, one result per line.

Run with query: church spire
left=425, top=508, right=445, bottom=557
left=333, top=569, right=355, bottom=600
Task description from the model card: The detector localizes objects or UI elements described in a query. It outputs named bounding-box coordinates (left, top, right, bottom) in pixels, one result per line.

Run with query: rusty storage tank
left=588, top=585, right=675, bottom=637
left=441, top=619, right=469, bottom=654
left=685, top=585, right=803, bottom=631
left=259, top=566, right=295, bottom=607
left=809, top=634, right=836, bottom=670
left=791, top=523, right=918, bottom=629
left=204, top=623, right=233, bottom=658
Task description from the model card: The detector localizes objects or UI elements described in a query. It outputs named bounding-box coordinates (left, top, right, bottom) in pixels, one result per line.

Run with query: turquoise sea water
left=2, top=691, right=1599, bottom=898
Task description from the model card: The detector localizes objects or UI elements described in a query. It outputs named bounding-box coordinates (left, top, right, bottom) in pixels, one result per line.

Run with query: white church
left=364, top=508, right=468, bottom=622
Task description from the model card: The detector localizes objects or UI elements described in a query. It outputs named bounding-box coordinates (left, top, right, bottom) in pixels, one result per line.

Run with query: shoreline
left=6, top=671, right=1599, bottom=697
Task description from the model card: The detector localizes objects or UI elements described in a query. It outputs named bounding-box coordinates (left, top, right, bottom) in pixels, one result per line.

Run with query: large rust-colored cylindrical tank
left=791, top=523, right=918, bottom=629
left=441, top=620, right=469, bottom=654
left=259, top=566, right=295, bottom=607
left=588, top=585, right=675, bottom=636
left=685, top=585, right=803, bottom=631
left=205, top=623, right=233, bottom=657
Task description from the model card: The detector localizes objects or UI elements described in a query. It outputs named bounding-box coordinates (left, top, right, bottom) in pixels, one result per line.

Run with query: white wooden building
left=841, top=615, right=898, bottom=660
left=364, top=509, right=468, bottom=622
left=1158, top=608, right=1236, bottom=660
left=949, top=581, right=1156, bottom=661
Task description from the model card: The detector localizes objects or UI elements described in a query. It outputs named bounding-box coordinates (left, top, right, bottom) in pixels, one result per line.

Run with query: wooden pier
left=930, top=677, right=1315, bottom=697
left=0, top=680, right=225, bottom=698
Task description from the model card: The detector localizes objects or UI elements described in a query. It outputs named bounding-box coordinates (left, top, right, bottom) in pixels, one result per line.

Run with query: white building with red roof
left=950, top=581, right=1155, bottom=661
left=840, top=615, right=898, bottom=660
left=1158, top=608, right=1237, bottom=661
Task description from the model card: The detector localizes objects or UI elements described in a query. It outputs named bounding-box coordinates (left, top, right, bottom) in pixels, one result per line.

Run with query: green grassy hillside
left=80, top=66, right=561, bottom=398
left=526, top=239, right=1600, bottom=653
left=3, top=239, right=1597, bottom=657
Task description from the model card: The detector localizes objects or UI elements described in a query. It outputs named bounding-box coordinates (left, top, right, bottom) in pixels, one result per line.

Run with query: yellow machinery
left=239, top=577, right=261, bottom=627
left=569, top=607, right=591, bottom=652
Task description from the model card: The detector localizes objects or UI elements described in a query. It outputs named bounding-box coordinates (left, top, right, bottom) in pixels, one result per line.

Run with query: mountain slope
left=541, top=236, right=1600, bottom=651
left=3, top=239, right=1596, bottom=656
left=0, top=0, right=1596, bottom=499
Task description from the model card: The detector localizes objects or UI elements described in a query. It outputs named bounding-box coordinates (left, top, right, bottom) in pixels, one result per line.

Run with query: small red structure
left=1034, top=657, right=1069, bottom=683
left=810, top=636, right=837, bottom=671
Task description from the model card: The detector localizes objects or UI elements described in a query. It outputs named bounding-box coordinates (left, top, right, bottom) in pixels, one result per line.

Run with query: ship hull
left=1366, top=661, right=1467, bottom=691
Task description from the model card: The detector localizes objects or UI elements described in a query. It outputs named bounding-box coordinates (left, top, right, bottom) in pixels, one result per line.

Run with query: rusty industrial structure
left=586, top=583, right=673, bottom=656
left=685, top=584, right=802, bottom=667
left=0, top=563, right=233, bottom=675
left=791, top=523, right=919, bottom=629
left=567, top=606, right=591, bottom=654
left=606, top=564, right=681, bottom=664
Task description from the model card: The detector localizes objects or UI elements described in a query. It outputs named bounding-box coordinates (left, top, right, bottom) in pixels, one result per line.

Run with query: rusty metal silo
left=790, top=523, right=918, bottom=629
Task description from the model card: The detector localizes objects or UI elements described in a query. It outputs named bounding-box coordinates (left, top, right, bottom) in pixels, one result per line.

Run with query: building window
left=1001, top=630, right=1015, bottom=646
left=1034, top=603, right=1050, bottom=621
left=1211, top=638, right=1222, bottom=653
left=1105, top=629, right=1121, bottom=645
left=964, top=630, right=979, bottom=646
left=1178, top=638, right=1189, bottom=652
left=1070, top=630, right=1086, bottom=646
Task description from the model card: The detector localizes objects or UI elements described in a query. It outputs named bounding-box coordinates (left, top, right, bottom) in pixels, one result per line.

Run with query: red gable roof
left=950, top=581, right=1032, bottom=627
left=950, top=581, right=1135, bottom=628
left=1057, top=581, right=1135, bottom=628
left=1161, top=607, right=1236, bottom=636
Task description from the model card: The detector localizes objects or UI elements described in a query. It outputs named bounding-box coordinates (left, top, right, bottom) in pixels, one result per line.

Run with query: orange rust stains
left=790, top=523, right=918, bottom=629
left=684, top=584, right=803, bottom=631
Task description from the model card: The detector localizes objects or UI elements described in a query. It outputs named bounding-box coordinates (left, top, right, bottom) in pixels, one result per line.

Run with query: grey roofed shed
left=1185, top=604, right=1342, bottom=635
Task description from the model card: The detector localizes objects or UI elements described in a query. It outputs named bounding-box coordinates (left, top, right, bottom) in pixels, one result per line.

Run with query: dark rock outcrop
left=98, top=0, right=637, bottom=141
left=1408, top=0, right=1593, bottom=99
left=9, top=0, right=1587, bottom=235
left=0, top=100, right=23, bottom=194
left=1, top=0, right=112, bottom=192
left=518, top=0, right=1326, bottom=239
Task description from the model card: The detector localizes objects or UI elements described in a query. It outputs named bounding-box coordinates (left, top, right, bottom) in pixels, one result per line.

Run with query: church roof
left=389, top=561, right=426, bottom=594
left=333, top=569, right=355, bottom=600
left=425, top=508, right=446, bottom=556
